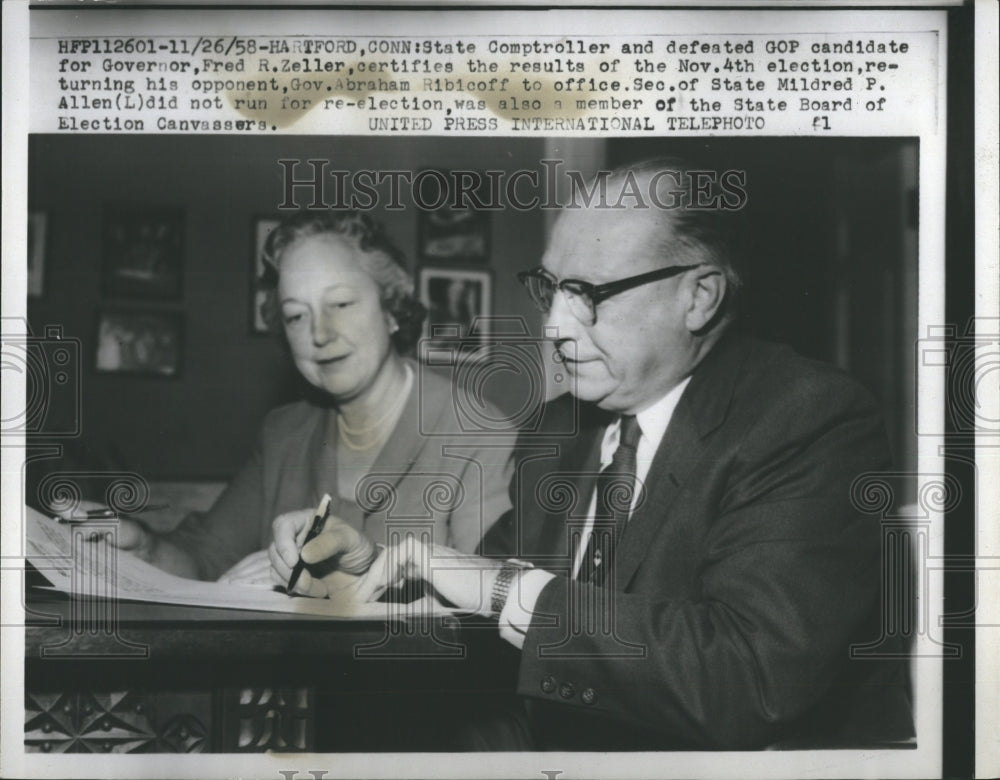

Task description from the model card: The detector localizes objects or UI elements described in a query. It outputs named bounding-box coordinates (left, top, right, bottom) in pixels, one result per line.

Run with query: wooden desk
left=24, top=589, right=515, bottom=754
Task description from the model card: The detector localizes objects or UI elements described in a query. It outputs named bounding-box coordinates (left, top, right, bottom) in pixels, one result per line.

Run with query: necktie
left=580, top=415, right=641, bottom=587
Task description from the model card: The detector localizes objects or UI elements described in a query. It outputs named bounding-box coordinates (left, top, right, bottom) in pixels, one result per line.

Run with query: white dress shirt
left=499, top=377, right=692, bottom=648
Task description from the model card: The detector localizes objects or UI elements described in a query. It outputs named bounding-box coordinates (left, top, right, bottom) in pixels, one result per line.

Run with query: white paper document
left=22, top=506, right=447, bottom=620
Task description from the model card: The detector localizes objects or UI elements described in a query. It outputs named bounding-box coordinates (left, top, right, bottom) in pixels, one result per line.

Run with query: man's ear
left=684, top=268, right=727, bottom=332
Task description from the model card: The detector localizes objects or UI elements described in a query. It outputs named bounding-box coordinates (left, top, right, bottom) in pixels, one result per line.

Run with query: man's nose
left=544, top=289, right=582, bottom=348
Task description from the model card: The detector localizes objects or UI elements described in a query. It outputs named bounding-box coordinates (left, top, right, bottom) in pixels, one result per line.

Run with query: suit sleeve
left=165, top=433, right=267, bottom=581
left=516, top=378, right=890, bottom=749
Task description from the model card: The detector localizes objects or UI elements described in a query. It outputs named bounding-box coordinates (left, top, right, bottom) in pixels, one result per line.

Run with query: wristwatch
left=490, top=560, right=529, bottom=618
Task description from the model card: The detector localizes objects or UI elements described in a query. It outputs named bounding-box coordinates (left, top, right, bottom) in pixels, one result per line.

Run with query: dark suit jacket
left=481, top=334, right=914, bottom=750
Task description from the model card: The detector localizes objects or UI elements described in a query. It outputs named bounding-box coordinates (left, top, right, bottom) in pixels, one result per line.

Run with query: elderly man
left=270, top=159, right=914, bottom=751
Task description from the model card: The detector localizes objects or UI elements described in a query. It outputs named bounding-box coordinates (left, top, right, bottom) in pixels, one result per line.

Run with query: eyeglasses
left=517, top=263, right=704, bottom=325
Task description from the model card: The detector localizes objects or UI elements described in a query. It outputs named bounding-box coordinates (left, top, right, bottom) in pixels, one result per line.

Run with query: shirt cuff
left=498, top=568, right=556, bottom=650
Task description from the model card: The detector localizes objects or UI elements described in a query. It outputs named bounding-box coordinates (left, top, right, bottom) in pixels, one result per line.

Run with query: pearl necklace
left=337, top=365, right=413, bottom=452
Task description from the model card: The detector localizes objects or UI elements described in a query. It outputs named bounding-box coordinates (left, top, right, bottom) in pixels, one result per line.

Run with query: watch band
left=490, top=561, right=524, bottom=618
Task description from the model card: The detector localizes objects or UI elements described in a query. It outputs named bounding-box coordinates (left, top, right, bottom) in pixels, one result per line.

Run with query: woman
left=72, top=210, right=513, bottom=584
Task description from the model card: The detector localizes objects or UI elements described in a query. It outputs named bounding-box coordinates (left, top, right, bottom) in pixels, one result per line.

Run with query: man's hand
left=355, top=539, right=504, bottom=616
left=268, top=509, right=378, bottom=598
left=54, top=499, right=157, bottom=562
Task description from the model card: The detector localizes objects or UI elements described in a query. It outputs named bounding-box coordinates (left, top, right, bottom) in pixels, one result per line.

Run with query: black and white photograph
left=102, top=204, right=184, bottom=300
left=419, top=266, right=493, bottom=357
left=418, top=199, right=491, bottom=263
left=2, top=3, right=995, bottom=780
left=19, top=131, right=926, bottom=758
left=27, top=211, right=47, bottom=298
left=251, top=216, right=281, bottom=334
left=94, top=308, right=183, bottom=378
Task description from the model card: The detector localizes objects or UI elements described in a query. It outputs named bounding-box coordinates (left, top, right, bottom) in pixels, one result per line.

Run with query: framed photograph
left=102, top=204, right=183, bottom=299
left=250, top=216, right=280, bottom=334
left=94, top=308, right=182, bottom=378
left=418, top=266, right=492, bottom=358
left=417, top=196, right=490, bottom=263
left=27, top=211, right=47, bottom=298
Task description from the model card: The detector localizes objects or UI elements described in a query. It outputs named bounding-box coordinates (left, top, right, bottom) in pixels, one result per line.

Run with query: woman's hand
left=269, top=508, right=503, bottom=613
left=217, top=549, right=273, bottom=587
left=268, top=509, right=378, bottom=598
left=55, top=499, right=157, bottom=562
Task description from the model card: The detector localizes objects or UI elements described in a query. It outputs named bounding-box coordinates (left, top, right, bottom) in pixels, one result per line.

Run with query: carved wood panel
left=220, top=687, right=314, bottom=752
left=24, top=691, right=209, bottom=753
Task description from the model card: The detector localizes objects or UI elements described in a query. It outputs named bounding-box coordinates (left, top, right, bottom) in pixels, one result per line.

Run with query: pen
left=286, top=493, right=332, bottom=594
left=61, top=504, right=169, bottom=523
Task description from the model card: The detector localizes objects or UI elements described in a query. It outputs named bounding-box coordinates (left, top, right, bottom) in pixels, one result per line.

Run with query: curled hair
left=258, top=210, right=426, bottom=353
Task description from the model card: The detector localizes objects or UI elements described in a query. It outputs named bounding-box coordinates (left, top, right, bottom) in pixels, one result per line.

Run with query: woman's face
left=277, top=233, right=395, bottom=403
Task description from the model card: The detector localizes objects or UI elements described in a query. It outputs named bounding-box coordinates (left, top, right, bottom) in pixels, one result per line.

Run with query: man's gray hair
left=607, top=157, right=744, bottom=317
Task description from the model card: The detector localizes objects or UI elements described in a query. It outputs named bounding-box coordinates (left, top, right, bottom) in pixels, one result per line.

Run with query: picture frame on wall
left=27, top=211, right=47, bottom=298
left=102, top=203, right=184, bottom=299
left=418, top=266, right=493, bottom=359
left=417, top=192, right=491, bottom=263
left=251, top=216, right=281, bottom=334
left=94, top=308, right=183, bottom=378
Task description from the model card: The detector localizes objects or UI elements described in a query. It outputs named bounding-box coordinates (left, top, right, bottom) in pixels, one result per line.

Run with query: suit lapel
left=311, top=361, right=430, bottom=516
left=615, top=333, right=749, bottom=589
left=614, top=402, right=705, bottom=588
left=365, top=365, right=429, bottom=493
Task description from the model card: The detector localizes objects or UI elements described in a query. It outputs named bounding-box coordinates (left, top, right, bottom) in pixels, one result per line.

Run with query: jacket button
left=559, top=682, right=575, bottom=700
left=581, top=687, right=597, bottom=705
left=540, top=675, right=557, bottom=694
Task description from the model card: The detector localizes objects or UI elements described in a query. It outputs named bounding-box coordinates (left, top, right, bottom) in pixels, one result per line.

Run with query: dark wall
left=608, top=139, right=912, bottom=355
left=608, top=138, right=918, bottom=469
left=27, top=135, right=917, bottom=480
left=28, top=135, right=546, bottom=479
